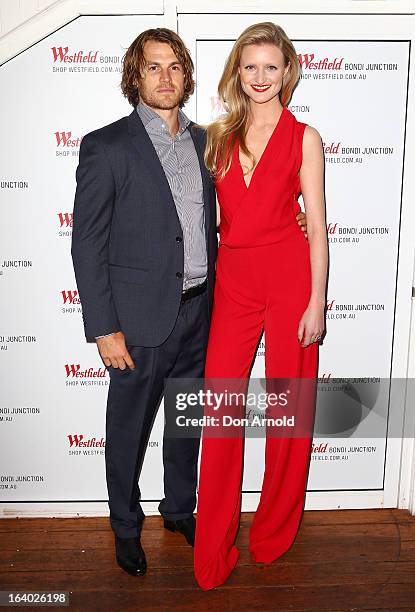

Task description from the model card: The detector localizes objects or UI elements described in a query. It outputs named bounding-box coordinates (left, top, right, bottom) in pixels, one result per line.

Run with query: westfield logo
left=61, top=290, right=80, bottom=305
left=312, top=442, right=328, bottom=453
left=67, top=434, right=105, bottom=448
left=58, top=213, right=73, bottom=228
left=55, top=132, right=83, bottom=147
left=51, top=47, right=98, bottom=63
left=65, top=364, right=107, bottom=378
left=319, top=373, right=332, bottom=382
left=298, top=53, right=344, bottom=70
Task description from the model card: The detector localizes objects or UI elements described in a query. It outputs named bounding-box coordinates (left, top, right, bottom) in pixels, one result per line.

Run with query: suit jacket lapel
left=127, top=110, right=179, bottom=222
left=189, top=122, right=212, bottom=238
left=127, top=110, right=213, bottom=237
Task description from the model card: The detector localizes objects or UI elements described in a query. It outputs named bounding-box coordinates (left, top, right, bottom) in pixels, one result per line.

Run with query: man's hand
left=96, top=331, right=135, bottom=370
left=296, top=211, right=308, bottom=239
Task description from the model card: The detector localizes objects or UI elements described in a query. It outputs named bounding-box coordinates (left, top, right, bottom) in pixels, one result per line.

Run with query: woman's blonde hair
left=205, top=22, right=300, bottom=180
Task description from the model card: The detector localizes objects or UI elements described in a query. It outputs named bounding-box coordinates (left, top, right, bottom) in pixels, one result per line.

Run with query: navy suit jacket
left=71, top=109, right=217, bottom=346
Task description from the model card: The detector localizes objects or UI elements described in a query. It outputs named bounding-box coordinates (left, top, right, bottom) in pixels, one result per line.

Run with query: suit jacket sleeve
left=71, top=132, right=120, bottom=340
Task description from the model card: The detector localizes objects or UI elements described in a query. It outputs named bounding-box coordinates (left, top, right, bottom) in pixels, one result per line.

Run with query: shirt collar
left=136, top=101, right=190, bottom=136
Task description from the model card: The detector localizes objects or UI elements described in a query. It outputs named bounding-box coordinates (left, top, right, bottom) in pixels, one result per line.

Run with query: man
left=71, top=28, right=307, bottom=577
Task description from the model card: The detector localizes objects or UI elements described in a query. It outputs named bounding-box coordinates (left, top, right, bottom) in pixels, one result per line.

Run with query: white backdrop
left=0, top=13, right=411, bottom=512
left=0, top=16, right=166, bottom=505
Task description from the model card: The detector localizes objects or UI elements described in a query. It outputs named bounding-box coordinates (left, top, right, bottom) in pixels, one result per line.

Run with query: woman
left=194, top=22, right=328, bottom=590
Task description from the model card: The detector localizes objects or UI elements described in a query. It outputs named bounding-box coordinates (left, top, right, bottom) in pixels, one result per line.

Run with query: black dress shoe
left=115, top=535, right=147, bottom=576
left=163, top=515, right=196, bottom=547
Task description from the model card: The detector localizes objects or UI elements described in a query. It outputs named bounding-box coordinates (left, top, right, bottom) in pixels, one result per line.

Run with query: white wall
left=1, top=0, right=414, bottom=517
left=0, top=0, right=57, bottom=38
left=2, top=1, right=415, bottom=65
left=0, top=0, right=166, bottom=64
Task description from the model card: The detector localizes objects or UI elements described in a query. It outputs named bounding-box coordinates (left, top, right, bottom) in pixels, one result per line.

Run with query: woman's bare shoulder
left=302, top=125, right=323, bottom=161
left=303, top=124, right=322, bottom=145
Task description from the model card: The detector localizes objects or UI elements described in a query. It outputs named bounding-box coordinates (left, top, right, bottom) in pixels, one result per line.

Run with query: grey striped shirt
left=137, top=102, right=207, bottom=291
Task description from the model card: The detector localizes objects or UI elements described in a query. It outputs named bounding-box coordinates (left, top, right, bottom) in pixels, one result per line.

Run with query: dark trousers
left=105, top=290, right=209, bottom=538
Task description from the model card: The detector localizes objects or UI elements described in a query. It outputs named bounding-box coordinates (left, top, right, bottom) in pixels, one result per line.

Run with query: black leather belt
left=181, top=279, right=207, bottom=303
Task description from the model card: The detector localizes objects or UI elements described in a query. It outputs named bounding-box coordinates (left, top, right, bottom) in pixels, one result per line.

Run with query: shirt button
left=176, top=236, right=183, bottom=243
left=176, top=272, right=183, bottom=278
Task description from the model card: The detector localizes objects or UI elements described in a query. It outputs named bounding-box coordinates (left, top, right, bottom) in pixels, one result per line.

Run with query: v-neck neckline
left=236, top=107, right=286, bottom=191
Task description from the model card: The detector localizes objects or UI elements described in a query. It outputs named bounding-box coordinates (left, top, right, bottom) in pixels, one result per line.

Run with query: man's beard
left=140, top=86, right=184, bottom=110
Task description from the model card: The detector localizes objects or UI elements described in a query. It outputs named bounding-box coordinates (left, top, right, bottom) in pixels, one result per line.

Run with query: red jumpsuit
left=194, top=108, right=319, bottom=590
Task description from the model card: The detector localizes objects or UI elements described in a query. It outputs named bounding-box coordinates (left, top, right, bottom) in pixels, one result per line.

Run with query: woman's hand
left=298, top=301, right=325, bottom=347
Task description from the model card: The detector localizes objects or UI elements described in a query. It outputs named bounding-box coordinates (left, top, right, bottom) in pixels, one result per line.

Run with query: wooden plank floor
left=1, top=509, right=415, bottom=611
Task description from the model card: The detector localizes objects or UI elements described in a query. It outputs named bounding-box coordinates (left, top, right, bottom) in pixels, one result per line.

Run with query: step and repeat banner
left=0, top=14, right=410, bottom=508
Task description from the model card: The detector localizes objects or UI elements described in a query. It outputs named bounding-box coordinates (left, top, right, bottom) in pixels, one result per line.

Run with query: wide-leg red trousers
left=194, top=240, right=318, bottom=590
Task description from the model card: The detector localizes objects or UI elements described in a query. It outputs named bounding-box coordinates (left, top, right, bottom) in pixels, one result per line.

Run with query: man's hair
left=121, top=28, right=195, bottom=108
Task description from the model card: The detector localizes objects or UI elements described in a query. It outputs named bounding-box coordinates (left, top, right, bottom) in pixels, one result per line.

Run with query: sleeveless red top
left=215, top=107, right=306, bottom=248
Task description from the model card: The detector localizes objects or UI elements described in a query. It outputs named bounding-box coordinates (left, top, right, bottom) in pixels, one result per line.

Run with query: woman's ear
left=284, top=62, right=290, bottom=78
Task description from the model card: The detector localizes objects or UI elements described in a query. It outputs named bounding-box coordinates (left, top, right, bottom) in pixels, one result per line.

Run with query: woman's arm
left=297, top=125, right=328, bottom=347
left=216, top=193, right=221, bottom=228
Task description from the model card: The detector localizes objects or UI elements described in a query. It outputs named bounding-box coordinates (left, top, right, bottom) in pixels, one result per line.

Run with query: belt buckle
left=181, top=287, right=192, bottom=303
left=181, top=280, right=206, bottom=304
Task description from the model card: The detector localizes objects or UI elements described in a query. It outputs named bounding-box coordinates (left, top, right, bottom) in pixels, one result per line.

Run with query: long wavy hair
left=205, top=22, right=300, bottom=180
